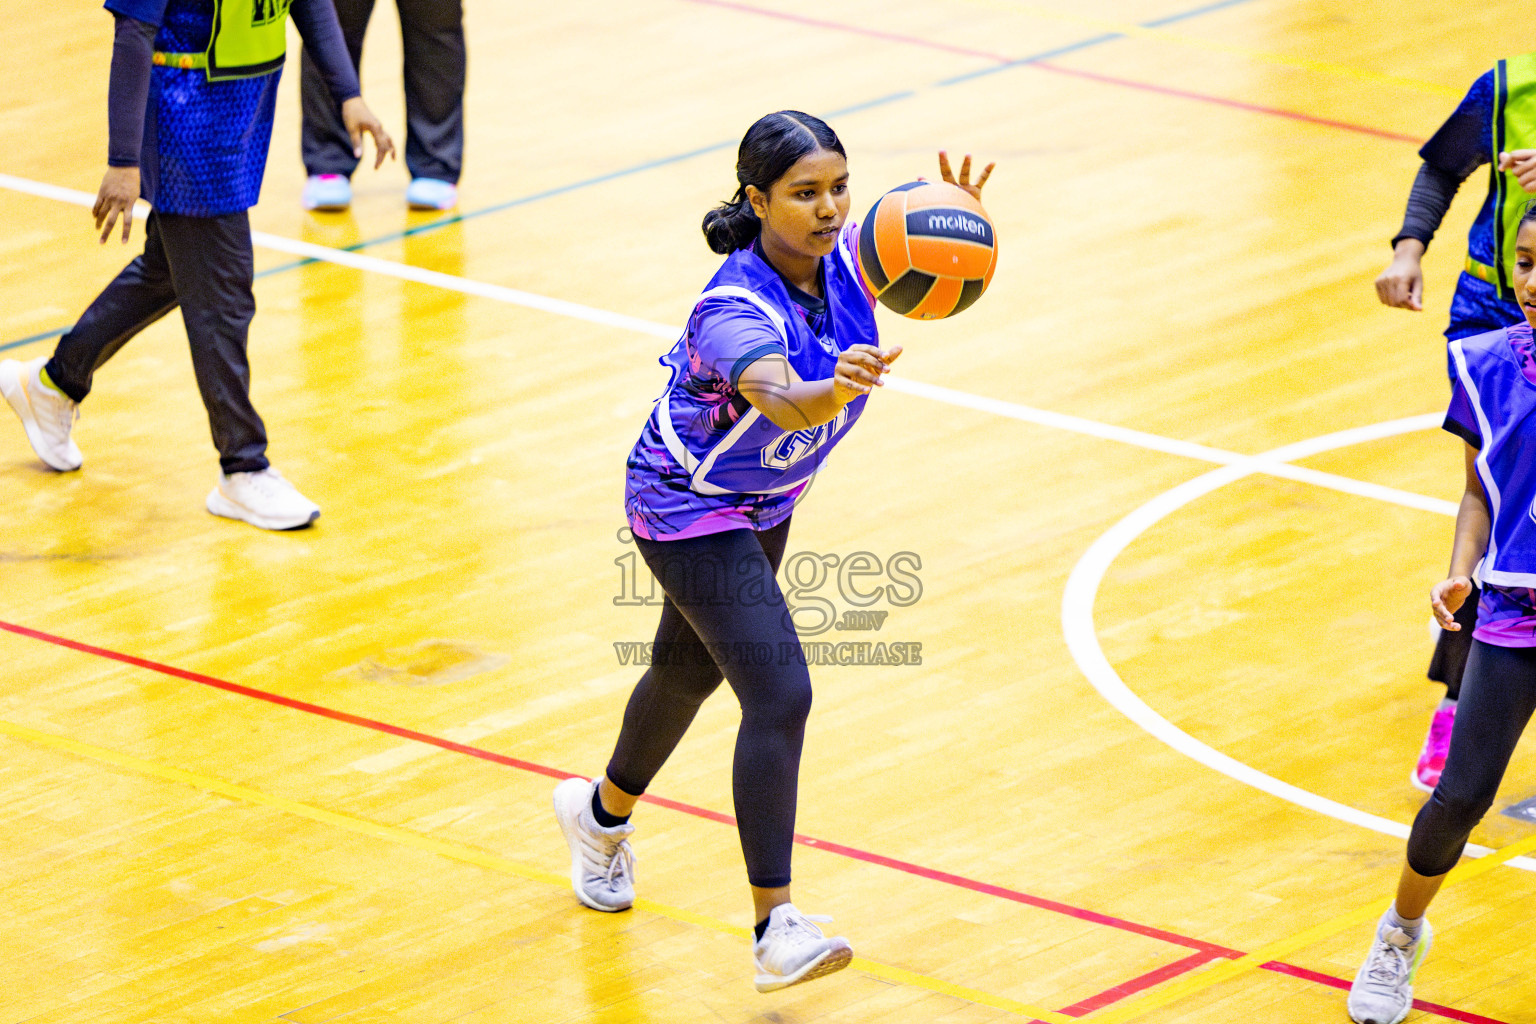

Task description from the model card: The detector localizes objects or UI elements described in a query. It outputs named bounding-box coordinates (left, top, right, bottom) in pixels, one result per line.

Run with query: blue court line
left=826, top=90, right=919, bottom=118
left=0, top=327, right=67, bottom=354
left=249, top=0, right=1260, bottom=273
left=936, top=0, right=1260, bottom=88
left=1, top=0, right=1258, bottom=351
left=936, top=33, right=1122, bottom=87
left=253, top=138, right=739, bottom=280
left=1143, top=0, right=1260, bottom=28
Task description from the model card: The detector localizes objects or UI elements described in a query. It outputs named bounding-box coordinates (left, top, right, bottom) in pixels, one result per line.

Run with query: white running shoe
left=1347, top=914, right=1432, bottom=1024
left=553, top=777, right=635, bottom=912
left=752, top=903, right=853, bottom=993
left=0, top=356, right=82, bottom=471
left=206, top=467, right=320, bottom=530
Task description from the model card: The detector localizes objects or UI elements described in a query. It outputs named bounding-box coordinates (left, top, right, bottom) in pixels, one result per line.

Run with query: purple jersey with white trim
left=626, top=221, right=877, bottom=540
left=1444, top=320, right=1536, bottom=645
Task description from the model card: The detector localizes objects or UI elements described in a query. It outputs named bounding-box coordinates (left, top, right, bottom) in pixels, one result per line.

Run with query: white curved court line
left=1061, top=416, right=1536, bottom=872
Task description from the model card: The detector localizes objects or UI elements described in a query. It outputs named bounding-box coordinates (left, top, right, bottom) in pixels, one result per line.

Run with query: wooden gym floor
left=2, top=1, right=1534, bottom=1021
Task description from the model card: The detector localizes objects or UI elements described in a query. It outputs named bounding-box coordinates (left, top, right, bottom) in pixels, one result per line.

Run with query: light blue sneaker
left=302, top=174, right=352, bottom=211
left=406, top=177, right=458, bottom=210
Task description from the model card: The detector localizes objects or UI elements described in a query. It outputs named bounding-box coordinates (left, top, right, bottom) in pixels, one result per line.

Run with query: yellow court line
left=954, top=0, right=1461, bottom=99
left=0, top=717, right=1074, bottom=1024
left=1085, top=829, right=1536, bottom=1024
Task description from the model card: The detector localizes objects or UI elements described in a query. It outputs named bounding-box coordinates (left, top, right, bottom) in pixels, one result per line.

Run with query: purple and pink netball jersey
left=1445, top=320, right=1536, bottom=645
left=626, top=222, right=877, bottom=540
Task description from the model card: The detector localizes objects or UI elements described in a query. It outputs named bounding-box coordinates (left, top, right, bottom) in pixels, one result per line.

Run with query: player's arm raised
left=936, top=150, right=995, bottom=201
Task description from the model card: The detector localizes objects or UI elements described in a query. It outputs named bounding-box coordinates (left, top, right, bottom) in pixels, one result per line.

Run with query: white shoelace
left=581, top=829, right=635, bottom=888
left=237, top=469, right=297, bottom=501
left=1363, top=930, right=1412, bottom=987
left=603, top=838, right=635, bottom=887
left=37, top=385, right=78, bottom=439
left=774, top=910, right=832, bottom=943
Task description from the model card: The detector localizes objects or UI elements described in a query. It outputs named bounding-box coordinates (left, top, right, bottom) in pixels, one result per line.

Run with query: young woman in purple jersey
left=553, top=110, right=991, bottom=992
left=1375, top=59, right=1536, bottom=793
left=1347, top=202, right=1536, bottom=1024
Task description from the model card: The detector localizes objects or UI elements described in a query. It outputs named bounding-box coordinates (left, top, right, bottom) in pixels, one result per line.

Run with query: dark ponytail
left=702, top=110, right=846, bottom=254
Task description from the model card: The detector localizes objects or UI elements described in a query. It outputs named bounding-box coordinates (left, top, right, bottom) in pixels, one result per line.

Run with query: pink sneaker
left=1411, top=702, right=1456, bottom=794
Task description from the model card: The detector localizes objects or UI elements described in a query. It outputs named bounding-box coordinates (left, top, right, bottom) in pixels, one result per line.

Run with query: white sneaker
left=206, top=467, right=320, bottom=530
left=0, top=356, right=82, bottom=471
left=1347, top=914, right=1432, bottom=1024
left=752, top=903, right=853, bottom=993
left=553, top=777, right=635, bottom=912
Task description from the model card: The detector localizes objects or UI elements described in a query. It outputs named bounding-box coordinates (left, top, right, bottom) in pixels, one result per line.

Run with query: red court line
left=1261, top=962, right=1507, bottom=1024
left=796, top=831, right=1224, bottom=953
left=0, top=619, right=1510, bottom=1024
left=682, top=0, right=1424, bottom=146
left=1051, top=950, right=1225, bottom=1018
left=686, top=0, right=1015, bottom=62
left=1032, top=63, right=1424, bottom=144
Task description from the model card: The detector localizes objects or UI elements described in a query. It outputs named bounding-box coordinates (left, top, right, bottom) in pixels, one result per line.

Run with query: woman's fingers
left=96, top=198, right=130, bottom=244
left=1431, top=591, right=1455, bottom=628
left=370, top=122, right=396, bottom=169
left=1431, top=578, right=1472, bottom=628
left=838, top=349, right=891, bottom=388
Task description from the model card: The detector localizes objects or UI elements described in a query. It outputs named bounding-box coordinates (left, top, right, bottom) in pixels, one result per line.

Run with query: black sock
left=591, top=787, right=630, bottom=828
left=754, top=918, right=770, bottom=941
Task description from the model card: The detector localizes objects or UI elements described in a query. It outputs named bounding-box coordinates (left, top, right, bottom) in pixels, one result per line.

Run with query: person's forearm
left=290, top=0, right=360, bottom=103
left=1448, top=487, right=1492, bottom=579
left=107, top=14, right=155, bottom=167
left=1392, top=162, right=1465, bottom=250
left=740, top=377, right=850, bottom=431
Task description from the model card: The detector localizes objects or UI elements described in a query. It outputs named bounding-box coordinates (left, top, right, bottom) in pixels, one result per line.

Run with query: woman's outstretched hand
left=833, top=344, right=903, bottom=401
left=1430, top=575, right=1474, bottom=630
left=938, top=150, right=994, bottom=201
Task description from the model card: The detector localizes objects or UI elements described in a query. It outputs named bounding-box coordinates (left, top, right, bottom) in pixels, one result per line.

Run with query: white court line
left=0, top=171, right=1454, bottom=519
left=0, top=174, right=677, bottom=341
left=1061, top=419, right=1536, bottom=873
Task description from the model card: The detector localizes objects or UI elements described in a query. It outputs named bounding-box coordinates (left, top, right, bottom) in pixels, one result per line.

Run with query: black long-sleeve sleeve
left=1391, top=162, right=1470, bottom=251
left=107, top=14, right=156, bottom=167
left=1391, top=70, right=1493, bottom=252
left=290, top=0, right=360, bottom=105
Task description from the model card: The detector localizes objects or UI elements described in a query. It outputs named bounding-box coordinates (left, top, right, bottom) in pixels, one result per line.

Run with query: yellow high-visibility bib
left=205, top=0, right=292, bottom=81
left=1488, top=53, right=1536, bottom=300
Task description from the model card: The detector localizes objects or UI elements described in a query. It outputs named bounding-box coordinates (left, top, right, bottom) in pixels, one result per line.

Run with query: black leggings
left=605, top=520, right=809, bottom=889
left=1407, top=640, right=1536, bottom=877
